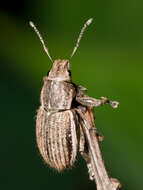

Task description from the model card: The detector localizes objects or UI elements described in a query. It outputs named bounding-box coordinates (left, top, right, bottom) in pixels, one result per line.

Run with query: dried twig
left=77, top=107, right=121, bottom=190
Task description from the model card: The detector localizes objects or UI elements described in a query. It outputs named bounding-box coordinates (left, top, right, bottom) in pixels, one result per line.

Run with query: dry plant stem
left=90, top=130, right=113, bottom=190
left=77, top=109, right=119, bottom=190
left=89, top=151, right=104, bottom=190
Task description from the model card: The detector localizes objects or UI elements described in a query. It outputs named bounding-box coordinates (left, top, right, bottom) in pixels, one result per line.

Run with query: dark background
left=0, top=0, right=143, bottom=190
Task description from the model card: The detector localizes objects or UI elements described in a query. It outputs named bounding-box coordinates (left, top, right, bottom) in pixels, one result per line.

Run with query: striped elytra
left=36, top=106, right=79, bottom=171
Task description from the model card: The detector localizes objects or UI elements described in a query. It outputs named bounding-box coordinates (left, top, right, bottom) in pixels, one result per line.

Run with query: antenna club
left=70, top=18, right=93, bottom=58
left=87, top=18, right=93, bottom=25
left=29, top=21, right=34, bottom=27
left=29, top=20, right=53, bottom=62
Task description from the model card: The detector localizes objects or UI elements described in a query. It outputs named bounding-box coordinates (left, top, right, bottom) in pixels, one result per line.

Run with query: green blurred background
left=0, top=0, right=143, bottom=190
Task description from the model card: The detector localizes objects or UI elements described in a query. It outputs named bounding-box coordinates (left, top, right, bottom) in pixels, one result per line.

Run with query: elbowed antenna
left=71, top=18, right=93, bottom=58
left=29, top=21, right=53, bottom=62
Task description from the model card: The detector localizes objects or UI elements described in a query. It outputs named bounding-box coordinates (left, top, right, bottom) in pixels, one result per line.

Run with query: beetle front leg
left=76, top=92, right=119, bottom=109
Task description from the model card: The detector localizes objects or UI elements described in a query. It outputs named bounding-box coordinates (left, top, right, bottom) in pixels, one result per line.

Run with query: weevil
left=30, top=19, right=121, bottom=190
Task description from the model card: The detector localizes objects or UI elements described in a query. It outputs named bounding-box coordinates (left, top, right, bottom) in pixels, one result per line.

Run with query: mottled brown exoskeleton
left=30, top=19, right=121, bottom=190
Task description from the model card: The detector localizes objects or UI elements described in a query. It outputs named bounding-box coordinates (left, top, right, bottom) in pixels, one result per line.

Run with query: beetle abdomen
left=36, top=107, right=78, bottom=171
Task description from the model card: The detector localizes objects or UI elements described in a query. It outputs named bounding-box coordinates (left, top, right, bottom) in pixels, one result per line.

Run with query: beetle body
left=36, top=59, right=80, bottom=171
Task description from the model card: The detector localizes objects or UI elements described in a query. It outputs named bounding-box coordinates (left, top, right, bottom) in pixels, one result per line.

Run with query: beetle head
left=48, top=59, right=71, bottom=81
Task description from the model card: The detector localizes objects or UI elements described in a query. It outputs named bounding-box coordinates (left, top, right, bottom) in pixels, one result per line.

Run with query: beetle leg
left=88, top=128, right=104, bottom=142
left=77, top=85, right=87, bottom=92
left=78, top=106, right=104, bottom=142
left=76, top=90, right=119, bottom=109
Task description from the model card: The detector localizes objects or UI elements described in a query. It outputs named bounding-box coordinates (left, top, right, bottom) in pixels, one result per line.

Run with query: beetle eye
left=47, top=71, right=50, bottom=76
left=68, top=70, right=71, bottom=76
